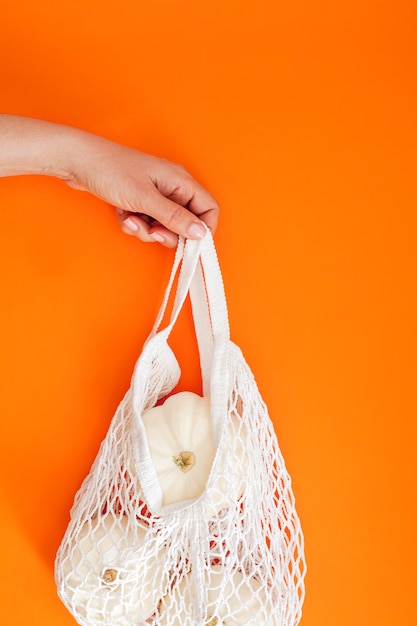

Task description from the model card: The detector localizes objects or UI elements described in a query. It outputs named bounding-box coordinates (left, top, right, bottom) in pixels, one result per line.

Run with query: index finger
left=187, top=184, right=220, bottom=234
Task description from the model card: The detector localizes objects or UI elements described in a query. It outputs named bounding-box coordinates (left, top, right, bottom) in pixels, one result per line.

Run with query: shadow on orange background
left=0, top=1, right=416, bottom=624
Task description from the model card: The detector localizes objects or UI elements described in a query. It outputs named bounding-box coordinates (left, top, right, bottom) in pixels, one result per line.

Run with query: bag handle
left=140, top=230, right=230, bottom=436
left=145, top=230, right=229, bottom=353
left=195, top=234, right=231, bottom=441
left=189, top=261, right=213, bottom=396
left=145, top=235, right=206, bottom=343
left=132, top=232, right=230, bottom=511
left=189, top=236, right=230, bottom=399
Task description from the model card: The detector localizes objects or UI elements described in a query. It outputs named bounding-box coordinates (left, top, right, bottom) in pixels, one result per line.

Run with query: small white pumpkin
left=159, top=566, right=269, bottom=625
left=142, top=392, right=247, bottom=511
left=142, top=392, right=215, bottom=507
left=60, top=515, right=166, bottom=624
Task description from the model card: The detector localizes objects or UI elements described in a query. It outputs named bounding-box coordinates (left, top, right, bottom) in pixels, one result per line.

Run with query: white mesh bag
left=55, top=231, right=306, bottom=626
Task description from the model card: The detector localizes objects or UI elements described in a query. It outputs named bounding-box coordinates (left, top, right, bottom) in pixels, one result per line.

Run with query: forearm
left=0, top=114, right=82, bottom=180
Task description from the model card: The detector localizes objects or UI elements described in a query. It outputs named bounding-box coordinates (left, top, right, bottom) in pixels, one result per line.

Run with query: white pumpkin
left=60, top=515, right=166, bottom=625
left=142, top=392, right=247, bottom=511
left=142, top=392, right=214, bottom=507
left=159, top=566, right=269, bottom=625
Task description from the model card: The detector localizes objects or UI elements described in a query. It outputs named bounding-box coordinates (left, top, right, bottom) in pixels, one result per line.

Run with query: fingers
left=115, top=210, right=179, bottom=248
left=115, top=187, right=219, bottom=248
left=116, top=205, right=204, bottom=248
left=116, top=210, right=162, bottom=242
left=186, top=184, right=219, bottom=233
left=154, top=166, right=220, bottom=234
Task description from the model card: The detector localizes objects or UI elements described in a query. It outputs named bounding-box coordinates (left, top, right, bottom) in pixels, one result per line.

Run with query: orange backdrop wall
left=1, top=1, right=416, bottom=624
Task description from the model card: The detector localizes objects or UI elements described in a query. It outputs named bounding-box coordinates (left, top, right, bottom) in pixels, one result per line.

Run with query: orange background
left=1, top=1, right=416, bottom=624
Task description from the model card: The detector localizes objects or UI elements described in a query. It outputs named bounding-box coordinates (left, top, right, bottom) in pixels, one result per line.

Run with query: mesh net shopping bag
left=55, top=231, right=306, bottom=625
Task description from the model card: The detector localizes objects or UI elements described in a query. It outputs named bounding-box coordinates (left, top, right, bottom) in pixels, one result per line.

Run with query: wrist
left=0, top=115, right=87, bottom=182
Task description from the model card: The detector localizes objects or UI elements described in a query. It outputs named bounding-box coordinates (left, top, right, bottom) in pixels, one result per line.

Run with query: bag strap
left=147, top=235, right=186, bottom=338
left=195, top=233, right=230, bottom=441
left=146, top=230, right=229, bottom=351
left=138, top=230, right=230, bottom=442
left=189, top=235, right=230, bottom=398
left=132, top=232, right=230, bottom=511
left=189, top=261, right=213, bottom=396
left=145, top=235, right=205, bottom=343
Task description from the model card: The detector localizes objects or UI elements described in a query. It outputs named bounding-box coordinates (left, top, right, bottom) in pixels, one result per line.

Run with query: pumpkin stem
left=101, top=568, right=118, bottom=584
left=172, top=451, right=195, bottom=473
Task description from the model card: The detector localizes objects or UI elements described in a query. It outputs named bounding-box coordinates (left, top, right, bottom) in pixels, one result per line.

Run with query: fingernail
left=124, top=217, right=139, bottom=232
left=150, top=232, right=165, bottom=243
left=186, top=222, right=206, bottom=239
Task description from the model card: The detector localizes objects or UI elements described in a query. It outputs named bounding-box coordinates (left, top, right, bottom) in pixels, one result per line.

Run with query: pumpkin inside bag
left=59, top=514, right=167, bottom=625
left=159, top=565, right=270, bottom=626
left=142, top=392, right=215, bottom=506
left=141, top=391, right=247, bottom=510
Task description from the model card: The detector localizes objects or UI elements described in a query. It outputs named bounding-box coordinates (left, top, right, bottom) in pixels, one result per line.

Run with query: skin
left=0, top=114, right=219, bottom=248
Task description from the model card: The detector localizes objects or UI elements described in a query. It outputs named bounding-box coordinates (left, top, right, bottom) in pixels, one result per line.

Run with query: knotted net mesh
left=55, top=341, right=306, bottom=626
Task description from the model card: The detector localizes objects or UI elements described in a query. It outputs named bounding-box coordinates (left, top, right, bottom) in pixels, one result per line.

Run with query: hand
left=0, top=115, right=219, bottom=247
left=65, top=135, right=219, bottom=248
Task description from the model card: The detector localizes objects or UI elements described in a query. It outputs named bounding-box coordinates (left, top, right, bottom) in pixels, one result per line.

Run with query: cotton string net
left=55, top=234, right=306, bottom=626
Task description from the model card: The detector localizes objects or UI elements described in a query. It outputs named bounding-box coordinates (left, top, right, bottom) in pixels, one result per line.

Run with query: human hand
left=0, top=115, right=219, bottom=248
left=65, top=134, right=219, bottom=248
